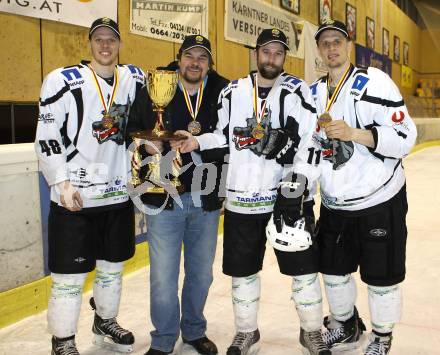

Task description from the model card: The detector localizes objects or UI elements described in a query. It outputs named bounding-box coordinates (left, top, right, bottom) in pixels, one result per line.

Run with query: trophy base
left=130, top=130, right=188, bottom=142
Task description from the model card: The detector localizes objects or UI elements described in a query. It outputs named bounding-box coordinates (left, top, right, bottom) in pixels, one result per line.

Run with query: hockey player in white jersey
left=310, top=20, right=417, bottom=354
left=35, top=18, right=145, bottom=355
left=172, top=28, right=329, bottom=355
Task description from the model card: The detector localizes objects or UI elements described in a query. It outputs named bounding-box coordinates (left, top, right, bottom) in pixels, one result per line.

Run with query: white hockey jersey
left=35, top=62, right=145, bottom=209
left=310, top=65, right=417, bottom=211
left=196, top=72, right=320, bottom=214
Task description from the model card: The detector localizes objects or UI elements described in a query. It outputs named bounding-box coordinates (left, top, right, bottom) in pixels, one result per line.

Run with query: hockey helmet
left=266, top=216, right=312, bottom=252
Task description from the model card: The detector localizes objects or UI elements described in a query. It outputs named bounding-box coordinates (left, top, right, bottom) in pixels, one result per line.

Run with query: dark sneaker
left=144, top=348, right=172, bottom=355
left=182, top=336, right=218, bottom=354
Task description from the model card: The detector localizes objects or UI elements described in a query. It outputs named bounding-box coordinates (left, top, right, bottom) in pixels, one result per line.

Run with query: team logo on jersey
left=232, top=108, right=272, bottom=156
left=317, top=136, right=354, bottom=170
left=92, top=100, right=130, bottom=144
left=370, top=228, right=387, bottom=237
left=391, top=111, right=405, bottom=123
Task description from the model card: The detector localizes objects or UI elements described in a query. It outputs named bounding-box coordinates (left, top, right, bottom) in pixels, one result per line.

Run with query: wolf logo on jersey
left=92, top=100, right=131, bottom=145
left=232, top=107, right=272, bottom=156
left=317, top=136, right=354, bottom=170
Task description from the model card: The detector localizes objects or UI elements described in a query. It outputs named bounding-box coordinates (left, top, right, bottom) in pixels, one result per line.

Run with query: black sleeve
left=126, top=85, right=155, bottom=147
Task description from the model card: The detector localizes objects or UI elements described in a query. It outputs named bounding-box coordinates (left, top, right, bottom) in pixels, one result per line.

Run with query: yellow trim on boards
left=0, top=214, right=224, bottom=329
left=410, top=140, right=440, bottom=154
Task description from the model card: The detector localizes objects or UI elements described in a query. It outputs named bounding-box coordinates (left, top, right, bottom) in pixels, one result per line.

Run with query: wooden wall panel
left=118, top=2, right=175, bottom=71
left=0, top=12, right=41, bottom=102
left=41, top=20, right=89, bottom=77
left=0, top=0, right=435, bottom=103
left=215, top=0, right=250, bottom=80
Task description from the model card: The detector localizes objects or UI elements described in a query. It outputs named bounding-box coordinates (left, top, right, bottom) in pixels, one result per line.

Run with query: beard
left=257, top=63, right=283, bottom=80
left=181, top=66, right=206, bottom=84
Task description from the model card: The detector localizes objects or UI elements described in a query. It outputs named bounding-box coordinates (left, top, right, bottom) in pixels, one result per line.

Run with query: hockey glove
left=263, top=128, right=296, bottom=164
left=273, top=174, right=308, bottom=233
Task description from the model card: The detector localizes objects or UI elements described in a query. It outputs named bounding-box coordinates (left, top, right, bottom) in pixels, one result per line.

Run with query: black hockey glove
left=263, top=128, right=294, bottom=161
left=273, top=173, right=308, bottom=233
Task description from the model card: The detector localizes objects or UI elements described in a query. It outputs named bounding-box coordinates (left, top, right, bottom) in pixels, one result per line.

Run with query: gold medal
left=102, top=114, right=113, bottom=129
left=187, top=120, right=202, bottom=135
left=318, top=112, right=332, bottom=128
left=88, top=64, right=119, bottom=130
left=252, top=124, right=265, bottom=139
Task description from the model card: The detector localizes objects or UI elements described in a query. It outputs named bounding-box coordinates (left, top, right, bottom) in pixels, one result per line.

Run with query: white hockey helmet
left=266, top=216, right=312, bottom=252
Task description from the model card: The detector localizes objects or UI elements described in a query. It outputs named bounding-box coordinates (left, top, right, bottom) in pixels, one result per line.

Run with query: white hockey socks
left=93, top=260, right=124, bottom=319
left=323, top=274, right=357, bottom=322
left=368, top=284, right=402, bottom=334
left=47, top=273, right=87, bottom=338
left=232, top=274, right=261, bottom=332
left=291, top=273, right=323, bottom=331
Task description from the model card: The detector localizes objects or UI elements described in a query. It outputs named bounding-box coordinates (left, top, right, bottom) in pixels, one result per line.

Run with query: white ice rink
left=1, top=146, right=439, bottom=355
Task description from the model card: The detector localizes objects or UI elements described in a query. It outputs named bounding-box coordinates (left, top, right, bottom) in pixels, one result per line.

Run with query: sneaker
left=226, top=329, right=260, bottom=355
left=182, top=336, right=218, bottom=354
left=364, top=332, right=392, bottom=355
left=322, top=306, right=366, bottom=351
left=299, top=328, right=331, bottom=355
left=144, top=349, right=172, bottom=355
left=90, top=298, right=134, bottom=353
left=51, top=335, right=80, bottom=355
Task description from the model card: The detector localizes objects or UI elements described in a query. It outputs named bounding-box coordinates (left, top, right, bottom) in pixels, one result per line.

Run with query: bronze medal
left=318, top=112, right=332, bottom=128
left=102, top=114, right=113, bottom=129
left=252, top=124, right=265, bottom=139
left=187, top=120, right=202, bottom=135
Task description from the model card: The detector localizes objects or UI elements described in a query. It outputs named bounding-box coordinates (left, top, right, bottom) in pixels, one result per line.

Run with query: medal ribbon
left=180, top=77, right=204, bottom=122
left=88, top=64, right=119, bottom=115
left=253, top=74, right=268, bottom=125
left=325, top=63, right=352, bottom=112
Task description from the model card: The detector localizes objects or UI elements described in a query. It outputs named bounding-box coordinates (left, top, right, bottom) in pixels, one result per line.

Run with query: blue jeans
left=145, top=193, right=220, bottom=352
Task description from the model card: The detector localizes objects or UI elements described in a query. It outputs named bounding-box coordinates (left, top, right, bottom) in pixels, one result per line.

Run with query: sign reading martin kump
left=0, top=0, right=117, bottom=28
left=130, top=0, right=208, bottom=43
left=225, top=0, right=304, bottom=58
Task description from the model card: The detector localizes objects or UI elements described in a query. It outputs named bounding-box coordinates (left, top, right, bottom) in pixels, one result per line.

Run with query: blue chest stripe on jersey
left=40, top=81, right=70, bottom=106
left=61, top=68, right=82, bottom=81
left=294, top=86, right=317, bottom=114
left=360, top=92, right=404, bottom=107
left=284, top=75, right=301, bottom=85
left=351, top=75, right=369, bottom=91
left=126, top=64, right=143, bottom=76
left=310, top=83, right=318, bottom=95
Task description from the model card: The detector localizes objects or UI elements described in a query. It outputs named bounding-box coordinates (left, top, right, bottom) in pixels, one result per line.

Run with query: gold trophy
left=130, top=70, right=187, bottom=193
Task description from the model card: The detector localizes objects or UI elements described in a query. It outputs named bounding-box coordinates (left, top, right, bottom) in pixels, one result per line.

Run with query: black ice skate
left=226, top=329, right=260, bottom=355
left=299, top=328, right=331, bottom=355
left=51, top=335, right=80, bottom=355
left=322, top=306, right=366, bottom=352
left=364, top=332, right=392, bottom=355
left=90, top=297, right=134, bottom=353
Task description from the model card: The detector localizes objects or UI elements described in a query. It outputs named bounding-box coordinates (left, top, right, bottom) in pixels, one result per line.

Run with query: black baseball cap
left=179, top=35, right=212, bottom=57
left=256, top=28, right=290, bottom=50
left=314, top=19, right=349, bottom=41
left=89, top=17, right=120, bottom=39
